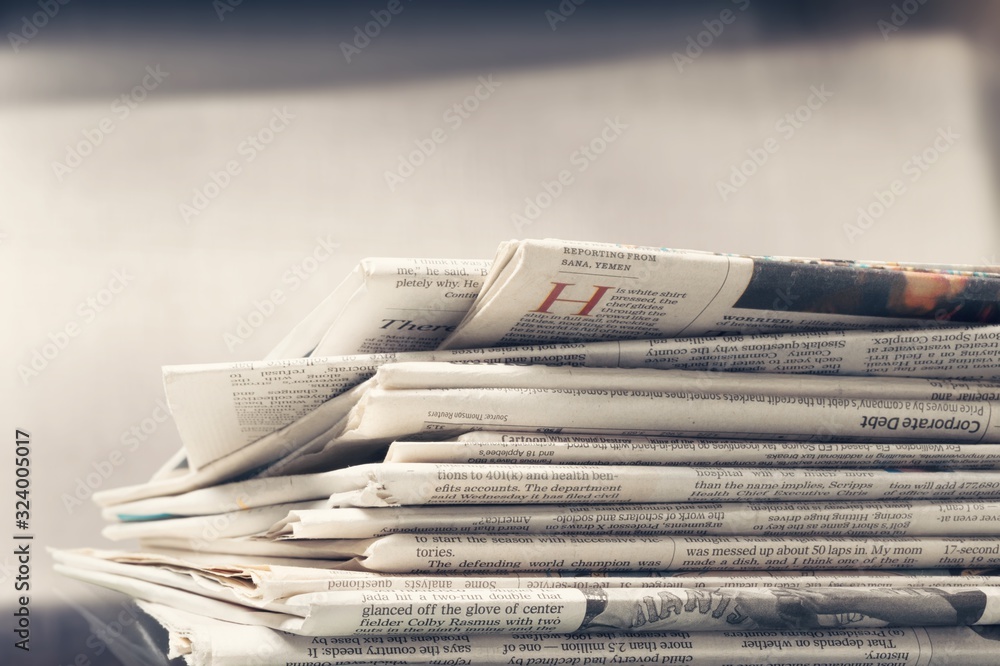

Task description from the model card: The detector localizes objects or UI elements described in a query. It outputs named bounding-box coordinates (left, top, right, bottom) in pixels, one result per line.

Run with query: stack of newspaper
left=55, top=239, right=1000, bottom=666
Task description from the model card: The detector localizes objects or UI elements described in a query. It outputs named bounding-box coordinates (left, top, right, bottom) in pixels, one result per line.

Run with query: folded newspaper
left=142, top=599, right=1000, bottom=666
left=139, top=596, right=1000, bottom=666
left=58, top=239, right=1000, bottom=665
left=116, top=361, right=1000, bottom=502
left=164, top=325, right=1000, bottom=474
left=439, top=239, right=1000, bottom=348
left=52, top=548, right=1000, bottom=634
left=266, top=257, right=491, bottom=360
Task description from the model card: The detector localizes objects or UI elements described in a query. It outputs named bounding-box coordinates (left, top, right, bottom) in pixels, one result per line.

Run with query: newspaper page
left=265, top=363, right=1000, bottom=477
left=267, top=257, right=491, bottom=360
left=141, top=599, right=1000, bottom=666
left=50, top=550, right=1000, bottom=636
left=138, top=533, right=1000, bottom=573
left=322, top=465, right=1000, bottom=507
left=266, top=499, right=1000, bottom=540
left=141, top=355, right=1000, bottom=509
left=91, top=383, right=371, bottom=509
left=99, top=463, right=1000, bottom=521
left=54, top=547, right=358, bottom=609
left=439, top=239, right=1000, bottom=349
left=165, top=342, right=620, bottom=470
left=102, top=500, right=327, bottom=542
left=353, top=534, right=1000, bottom=574
left=359, top=534, right=1000, bottom=573
left=388, top=436, right=1000, bottom=468
left=293, top=368, right=1000, bottom=462
left=99, top=464, right=379, bottom=520
left=60, top=547, right=1000, bottom=612
left=366, top=362, right=1000, bottom=401
left=165, top=328, right=1000, bottom=473
left=104, top=497, right=1000, bottom=543
left=52, top=547, right=1000, bottom=605
left=628, top=328, right=1000, bottom=378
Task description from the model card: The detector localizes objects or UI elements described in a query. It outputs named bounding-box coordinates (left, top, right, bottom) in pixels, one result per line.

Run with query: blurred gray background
left=3, top=0, right=1000, bottom=663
